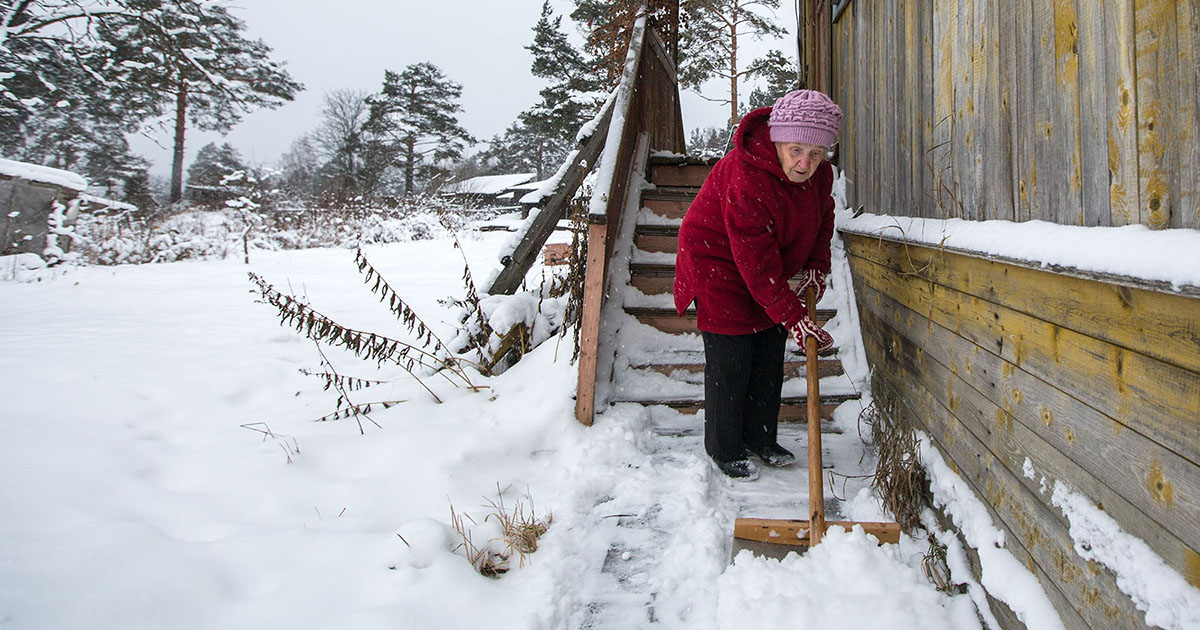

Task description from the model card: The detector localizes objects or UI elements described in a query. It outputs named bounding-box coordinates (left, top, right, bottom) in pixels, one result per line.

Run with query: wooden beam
left=841, top=234, right=1200, bottom=373
left=733, top=518, right=901, bottom=547
left=574, top=222, right=610, bottom=426
left=486, top=97, right=614, bottom=296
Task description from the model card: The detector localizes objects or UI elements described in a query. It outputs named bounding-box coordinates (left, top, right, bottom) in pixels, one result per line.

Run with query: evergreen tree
left=99, top=0, right=303, bottom=203
left=1, top=1, right=302, bottom=202
left=478, top=122, right=546, bottom=178
left=187, top=142, right=246, bottom=188
left=570, top=0, right=642, bottom=88
left=679, top=0, right=787, bottom=128
left=484, top=2, right=602, bottom=180
left=365, top=63, right=475, bottom=197
left=747, top=49, right=799, bottom=109
left=0, top=20, right=150, bottom=185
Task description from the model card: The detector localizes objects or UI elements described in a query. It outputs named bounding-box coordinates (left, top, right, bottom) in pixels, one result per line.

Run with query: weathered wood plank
left=1077, top=0, right=1109, bottom=226
left=574, top=222, right=609, bottom=426
left=845, top=247, right=1200, bottom=463
left=931, top=0, right=957, bottom=220
left=997, top=1, right=1018, bottom=222
left=1134, top=0, right=1176, bottom=229
left=1055, top=0, right=1085, bottom=225
left=1177, top=0, right=1200, bottom=229
left=862, top=325, right=1144, bottom=629
left=954, top=0, right=976, bottom=220
left=841, top=234, right=1200, bottom=374
left=1105, top=0, right=1140, bottom=226
left=1014, top=0, right=1035, bottom=222
left=487, top=97, right=613, bottom=296
left=856, top=281, right=1200, bottom=577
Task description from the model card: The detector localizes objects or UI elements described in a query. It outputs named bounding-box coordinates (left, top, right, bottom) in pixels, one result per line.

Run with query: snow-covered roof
left=0, top=158, right=87, bottom=192
left=440, top=173, right=537, bottom=196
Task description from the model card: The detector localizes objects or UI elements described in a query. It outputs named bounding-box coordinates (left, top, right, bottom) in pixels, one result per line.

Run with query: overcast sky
left=130, top=0, right=796, bottom=178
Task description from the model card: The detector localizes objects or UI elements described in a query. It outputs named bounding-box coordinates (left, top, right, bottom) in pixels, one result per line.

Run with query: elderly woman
left=673, top=89, right=842, bottom=480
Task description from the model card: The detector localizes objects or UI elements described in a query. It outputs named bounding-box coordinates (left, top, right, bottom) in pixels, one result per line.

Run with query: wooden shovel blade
left=733, top=518, right=901, bottom=547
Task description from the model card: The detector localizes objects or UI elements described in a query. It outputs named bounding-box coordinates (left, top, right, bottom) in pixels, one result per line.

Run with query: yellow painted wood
left=863, top=331, right=1140, bottom=630
left=856, top=282, right=1200, bottom=578
left=846, top=247, right=1200, bottom=463
left=841, top=234, right=1200, bottom=374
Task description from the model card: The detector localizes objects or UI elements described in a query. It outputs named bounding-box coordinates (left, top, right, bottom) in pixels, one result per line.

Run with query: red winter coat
left=673, top=107, right=835, bottom=335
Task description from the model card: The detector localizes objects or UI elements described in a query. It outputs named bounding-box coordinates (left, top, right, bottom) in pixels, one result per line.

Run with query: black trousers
left=701, top=325, right=787, bottom=463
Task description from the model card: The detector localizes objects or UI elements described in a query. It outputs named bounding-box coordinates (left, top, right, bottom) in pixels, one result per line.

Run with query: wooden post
left=805, top=286, right=825, bottom=544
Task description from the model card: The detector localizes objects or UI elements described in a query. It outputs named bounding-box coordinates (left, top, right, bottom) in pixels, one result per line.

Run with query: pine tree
left=747, top=49, right=799, bottom=109
left=679, top=0, right=788, bottom=128
left=570, top=0, right=642, bottom=88
left=0, top=13, right=151, bottom=184
left=365, top=63, right=475, bottom=197
left=98, top=1, right=303, bottom=203
left=478, top=122, right=546, bottom=178
left=187, top=142, right=246, bottom=188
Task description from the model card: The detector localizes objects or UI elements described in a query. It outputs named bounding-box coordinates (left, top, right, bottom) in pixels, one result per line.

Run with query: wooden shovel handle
left=805, top=286, right=825, bottom=545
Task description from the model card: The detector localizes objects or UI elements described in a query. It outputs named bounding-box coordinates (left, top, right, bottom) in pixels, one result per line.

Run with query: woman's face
left=775, top=142, right=826, bottom=183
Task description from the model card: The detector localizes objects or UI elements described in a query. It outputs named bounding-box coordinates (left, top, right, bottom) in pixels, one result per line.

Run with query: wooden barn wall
left=831, top=0, right=1200, bottom=229
left=842, top=231, right=1200, bottom=630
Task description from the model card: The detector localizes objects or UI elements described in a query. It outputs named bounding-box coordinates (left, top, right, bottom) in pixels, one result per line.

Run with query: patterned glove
left=790, top=313, right=834, bottom=353
left=796, top=268, right=827, bottom=304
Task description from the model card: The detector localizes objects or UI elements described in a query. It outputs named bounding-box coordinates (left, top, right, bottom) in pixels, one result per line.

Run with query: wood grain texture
left=855, top=280, right=1200, bottom=580
left=846, top=246, right=1200, bottom=461
left=1106, top=0, right=1141, bottom=226
left=863, top=327, right=1142, bottom=629
left=841, top=234, right=1200, bottom=374
left=1134, top=0, right=1176, bottom=229
left=830, top=0, right=1198, bottom=229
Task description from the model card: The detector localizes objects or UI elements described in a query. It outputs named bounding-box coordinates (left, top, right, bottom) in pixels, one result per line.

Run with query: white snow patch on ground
left=718, top=525, right=980, bottom=630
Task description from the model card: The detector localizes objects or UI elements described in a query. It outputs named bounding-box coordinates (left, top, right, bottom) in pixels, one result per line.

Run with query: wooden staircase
left=603, top=154, right=861, bottom=428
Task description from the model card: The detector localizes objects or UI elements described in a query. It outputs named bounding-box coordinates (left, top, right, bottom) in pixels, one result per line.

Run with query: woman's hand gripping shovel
left=731, top=286, right=899, bottom=559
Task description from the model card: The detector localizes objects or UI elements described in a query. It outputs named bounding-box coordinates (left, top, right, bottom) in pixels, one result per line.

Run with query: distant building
left=439, top=173, right=540, bottom=209
left=0, top=158, right=87, bottom=260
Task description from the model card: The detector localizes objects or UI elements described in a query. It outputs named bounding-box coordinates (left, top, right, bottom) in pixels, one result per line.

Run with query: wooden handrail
left=575, top=3, right=684, bottom=425
left=485, top=94, right=616, bottom=296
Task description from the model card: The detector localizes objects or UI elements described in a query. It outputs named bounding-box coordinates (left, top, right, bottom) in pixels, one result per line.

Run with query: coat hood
left=732, top=107, right=788, bottom=181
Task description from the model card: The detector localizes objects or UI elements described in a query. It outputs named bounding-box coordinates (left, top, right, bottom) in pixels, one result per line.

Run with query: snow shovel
left=731, top=286, right=899, bottom=559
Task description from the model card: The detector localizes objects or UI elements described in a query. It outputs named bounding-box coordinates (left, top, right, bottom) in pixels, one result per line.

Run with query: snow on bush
left=71, top=202, right=480, bottom=267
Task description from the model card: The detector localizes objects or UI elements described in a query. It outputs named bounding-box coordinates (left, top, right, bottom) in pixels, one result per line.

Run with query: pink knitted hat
left=768, top=90, right=843, bottom=147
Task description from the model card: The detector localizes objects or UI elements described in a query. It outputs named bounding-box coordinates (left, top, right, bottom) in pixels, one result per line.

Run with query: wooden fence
left=842, top=230, right=1200, bottom=630
left=831, top=0, right=1200, bottom=229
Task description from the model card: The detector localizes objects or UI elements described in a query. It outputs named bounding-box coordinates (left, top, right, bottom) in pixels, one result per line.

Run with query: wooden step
left=633, top=224, right=679, bottom=254
left=636, top=355, right=845, bottom=380
left=631, top=263, right=836, bottom=298
left=642, top=193, right=695, bottom=220
left=613, top=393, right=859, bottom=423
left=647, top=162, right=714, bottom=188
left=627, top=307, right=836, bottom=335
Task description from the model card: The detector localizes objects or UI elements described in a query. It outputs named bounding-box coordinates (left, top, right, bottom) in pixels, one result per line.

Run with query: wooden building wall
left=831, top=0, right=1200, bottom=229
left=842, top=231, right=1200, bottom=630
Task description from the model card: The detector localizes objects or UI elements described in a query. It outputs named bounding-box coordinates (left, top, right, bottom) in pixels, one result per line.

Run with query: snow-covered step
left=609, top=394, right=856, bottom=426
left=626, top=306, right=837, bottom=335
left=629, top=348, right=845, bottom=381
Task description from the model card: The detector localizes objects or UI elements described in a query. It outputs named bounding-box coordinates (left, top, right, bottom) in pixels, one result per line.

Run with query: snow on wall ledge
left=835, top=209, right=1200, bottom=294
left=917, top=432, right=1067, bottom=630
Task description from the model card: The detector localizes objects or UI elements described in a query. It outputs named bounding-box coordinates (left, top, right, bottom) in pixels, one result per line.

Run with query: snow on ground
left=3, top=229, right=986, bottom=628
